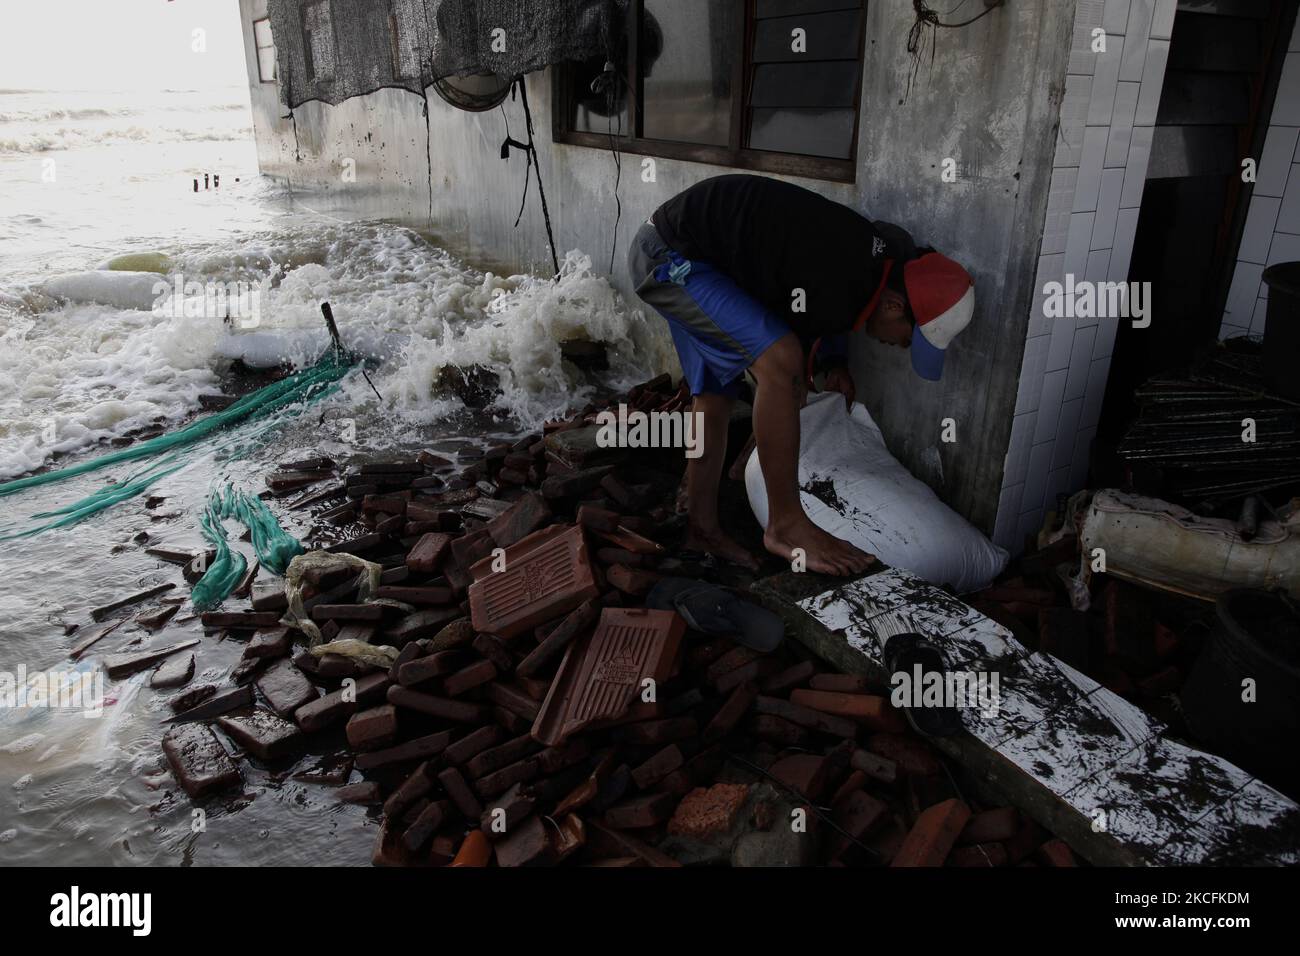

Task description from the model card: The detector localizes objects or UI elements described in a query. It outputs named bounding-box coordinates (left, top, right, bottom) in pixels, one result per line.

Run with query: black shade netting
left=267, top=0, right=628, bottom=110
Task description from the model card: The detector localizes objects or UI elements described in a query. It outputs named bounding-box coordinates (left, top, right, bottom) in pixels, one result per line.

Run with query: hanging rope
left=500, top=78, right=561, bottom=279
left=906, top=0, right=1003, bottom=101
left=591, top=60, right=626, bottom=275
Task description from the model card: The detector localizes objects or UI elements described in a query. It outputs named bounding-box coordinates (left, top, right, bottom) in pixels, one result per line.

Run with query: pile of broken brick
left=156, top=373, right=1080, bottom=867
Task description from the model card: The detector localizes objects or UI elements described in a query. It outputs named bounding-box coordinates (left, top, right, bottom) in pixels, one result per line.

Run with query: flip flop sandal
left=646, top=577, right=784, bottom=652
left=882, top=633, right=963, bottom=738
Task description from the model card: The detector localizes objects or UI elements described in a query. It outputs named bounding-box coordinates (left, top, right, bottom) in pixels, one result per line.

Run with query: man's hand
left=823, top=366, right=856, bottom=410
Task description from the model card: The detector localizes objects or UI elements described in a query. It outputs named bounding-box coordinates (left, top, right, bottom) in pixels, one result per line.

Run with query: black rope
left=906, top=0, right=1002, bottom=101
left=500, top=78, right=561, bottom=280
left=591, top=61, right=625, bottom=274
left=421, top=90, right=433, bottom=228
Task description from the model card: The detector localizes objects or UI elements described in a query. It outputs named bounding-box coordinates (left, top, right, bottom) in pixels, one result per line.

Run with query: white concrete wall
left=1221, top=14, right=1300, bottom=338
left=994, top=0, right=1176, bottom=552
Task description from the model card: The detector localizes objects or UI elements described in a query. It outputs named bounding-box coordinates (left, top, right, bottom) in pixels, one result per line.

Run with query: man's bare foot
left=764, top=517, right=876, bottom=576
left=687, top=525, right=761, bottom=570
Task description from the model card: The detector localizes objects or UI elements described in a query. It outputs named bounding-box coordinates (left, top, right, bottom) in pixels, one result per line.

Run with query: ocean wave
left=0, top=223, right=674, bottom=479
left=0, top=123, right=252, bottom=154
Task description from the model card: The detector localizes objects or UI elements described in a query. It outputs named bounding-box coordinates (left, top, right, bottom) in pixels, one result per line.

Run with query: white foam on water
left=0, top=221, right=674, bottom=479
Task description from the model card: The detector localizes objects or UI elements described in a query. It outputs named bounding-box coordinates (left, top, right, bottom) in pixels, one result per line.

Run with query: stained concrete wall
left=237, top=0, right=1073, bottom=536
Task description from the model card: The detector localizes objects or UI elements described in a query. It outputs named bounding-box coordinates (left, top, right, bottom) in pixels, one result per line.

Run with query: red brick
left=631, top=744, right=685, bottom=789
left=829, top=789, right=889, bottom=859
left=294, top=673, right=389, bottom=732
left=790, top=688, right=906, bottom=731
left=667, top=784, right=750, bottom=840
left=515, top=598, right=599, bottom=678
left=1036, top=838, right=1078, bottom=867
left=377, top=585, right=455, bottom=606
left=604, top=792, right=675, bottom=829
left=866, top=733, right=942, bottom=777
left=769, top=754, right=831, bottom=801
left=605, top=563, right=662, bottom=596
left=472, top=633, right=515, bottom=672
left=483, top=681, right=540, bottom=721
left=705, top=646, right=762, bottom=683
left=466, top=733, right=540, bottom=778
left=396, top=649, right=463, bottom=686
left=474, top=756, right=541, bottom=799
left=437, top=766, right=484, bottom=818
left=481, top=782, right=535, bottom=838
left=382, top=761, right=435, bottom=819
left=402, top=799, right=452, bottom=852
left=830, top=770, right=869, bottom=809
left=850, top=748, right=898, bottom=785
left=575, top=504, right=621, bottom=533
left=386, top=685, right=490, bottom=724
left=702, top=681, right=758, bottom=743
left=868, top=815, right=909, bottom=865
left=406, top=532, right=453, bottom=573
left=809, top=673, right=872, bottom=694
left=492, top=815, right=553, bottom=867
left=715, top=658, right=780, bottom=694
left=959, top=807, right=1020, bottom=845
left=753, top=695, right=857, bottom=739
left=891, top=798, right=971, bottom=867
left=354, top=729, right=453, bottom=770
left=442, top=659, right=498, bottom=697
left=443, top=724, right=502, bottom=766
left=535, top=737, right=591, bottom=774
left=750, top=714, right=809, bottom=748
left=487, top=491, right=553, bottom=549
left=614, top=717, right=697, bottom=746
left=345, top=704, right=398, bottom=752
left=760, top=660, right=817, bottom=695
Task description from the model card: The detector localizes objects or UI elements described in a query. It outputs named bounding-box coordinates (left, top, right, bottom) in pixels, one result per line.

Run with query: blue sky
left=0, top=0, right=249, bottom=91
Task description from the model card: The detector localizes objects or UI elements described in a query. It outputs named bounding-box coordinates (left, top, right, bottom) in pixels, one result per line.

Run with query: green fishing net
left=190, top=485, right=305, bottom=611
left=0, top=353, right=352, bottom=539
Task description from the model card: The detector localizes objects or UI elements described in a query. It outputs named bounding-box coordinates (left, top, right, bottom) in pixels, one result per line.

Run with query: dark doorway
left=1098, top=0, right=1300, bottom=444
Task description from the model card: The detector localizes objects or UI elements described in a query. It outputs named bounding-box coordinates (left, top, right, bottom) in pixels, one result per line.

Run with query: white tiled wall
left=1220, top=16, right=1300, bottom=338
left=993, top=0, right=1175, bottom=552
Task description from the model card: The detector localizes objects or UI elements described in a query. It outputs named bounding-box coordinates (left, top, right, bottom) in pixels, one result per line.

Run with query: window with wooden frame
left=553, top=0, right=867, bottom=183
left=253, top=17, right=277, bottom=84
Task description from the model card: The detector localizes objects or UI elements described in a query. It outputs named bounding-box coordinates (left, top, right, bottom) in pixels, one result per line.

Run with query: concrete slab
left=754, top=568, right=1300, bottom=867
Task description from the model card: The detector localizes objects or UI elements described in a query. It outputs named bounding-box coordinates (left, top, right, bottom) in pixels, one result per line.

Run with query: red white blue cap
left=904, top=253, right=975, bottom=381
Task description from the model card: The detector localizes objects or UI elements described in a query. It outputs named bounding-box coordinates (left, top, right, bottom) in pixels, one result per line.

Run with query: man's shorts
left=627, top=219, right=789, bottom=397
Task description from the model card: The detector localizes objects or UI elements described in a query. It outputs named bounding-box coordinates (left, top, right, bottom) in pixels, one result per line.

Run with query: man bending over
left=627, top=174, right=974, bottom=576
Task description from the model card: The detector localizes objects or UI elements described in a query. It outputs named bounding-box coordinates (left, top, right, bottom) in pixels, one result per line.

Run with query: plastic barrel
left=1261, top=263, right=1300, bottom=400
left=1181, top=588, right=1300, bottom=796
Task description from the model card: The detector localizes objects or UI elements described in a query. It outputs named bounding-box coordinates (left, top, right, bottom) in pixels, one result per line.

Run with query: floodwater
left=0, top=86, right=671, bottom=864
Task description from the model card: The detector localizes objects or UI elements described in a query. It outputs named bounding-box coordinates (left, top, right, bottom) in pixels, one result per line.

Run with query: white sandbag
left=41, top=270, right=166, bottom=312
left=745, top=391, right=1008, bottom=593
